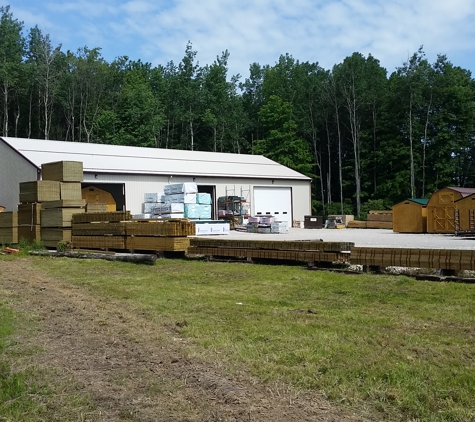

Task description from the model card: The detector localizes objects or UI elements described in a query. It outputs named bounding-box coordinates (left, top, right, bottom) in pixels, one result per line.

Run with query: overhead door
left=253, top=187, right=292, bottom=224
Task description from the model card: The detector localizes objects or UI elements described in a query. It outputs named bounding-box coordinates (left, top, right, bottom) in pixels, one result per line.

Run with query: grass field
left=23, top=256, right=475, bottom=422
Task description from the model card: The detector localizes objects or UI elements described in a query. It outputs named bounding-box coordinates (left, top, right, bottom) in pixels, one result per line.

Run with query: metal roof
left=407, top=198, right=429, bottom=206
left=1, top=137, right=311, bottom=181
left=445, top=186, right=475, bottom=197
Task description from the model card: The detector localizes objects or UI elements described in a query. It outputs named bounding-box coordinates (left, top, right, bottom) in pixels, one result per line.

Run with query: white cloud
left=9, top=0, right=475, bottom=78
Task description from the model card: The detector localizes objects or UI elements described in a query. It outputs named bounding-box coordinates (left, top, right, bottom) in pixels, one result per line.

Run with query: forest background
left=1, top=5, right=474, bottom=217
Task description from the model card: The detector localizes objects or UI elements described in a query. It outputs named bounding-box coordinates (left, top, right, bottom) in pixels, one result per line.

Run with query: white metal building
left=0, top=137, right=312, bottom=224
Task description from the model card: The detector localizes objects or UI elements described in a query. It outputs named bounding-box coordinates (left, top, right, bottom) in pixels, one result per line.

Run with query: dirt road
left=0, top=258, right=369, bottom=422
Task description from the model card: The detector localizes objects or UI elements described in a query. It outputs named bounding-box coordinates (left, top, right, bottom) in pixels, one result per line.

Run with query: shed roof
left=445, top=187, right=475, bottom=197
left=455, top=193, right=475, bottom=203
left=407, top=198, right=429, bottom=206
left=0, top=137, right=310, bottom=181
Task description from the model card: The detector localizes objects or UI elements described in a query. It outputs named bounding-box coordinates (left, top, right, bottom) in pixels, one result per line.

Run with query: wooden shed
left=426, top=187, right=475, bottom=233
left=454, top=193, right=475, bottom=233
left=392, top=198, right=429, bottom=233
left=81, top=186, right=116, bottom=212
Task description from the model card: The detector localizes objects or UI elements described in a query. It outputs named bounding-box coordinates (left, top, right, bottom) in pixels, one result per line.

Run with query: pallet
left=189, top=238, right=354, bottom=252
left=351, top=247, right=475, bottom=271
left=187, top=246, right=350, bottom=263
left=72, top=211, right=132, bottom=223
left=126, top=236, right=190, bottom=252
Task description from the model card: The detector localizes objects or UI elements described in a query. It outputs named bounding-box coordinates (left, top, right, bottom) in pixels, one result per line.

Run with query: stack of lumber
left=351, top=247, right=475, bottom=272
left=188, top=238, right=353, bottom=264
left=71, top=213, right=194, bottom=252
left=39, top=161, right=85, bottom=247
left=0, top=212, right=18, bottom=244
left=347, top=220, right=367, bottom=229
left=366, top=210, right=392, bottom=229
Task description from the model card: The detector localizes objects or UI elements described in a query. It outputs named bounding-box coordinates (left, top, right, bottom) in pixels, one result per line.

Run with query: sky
left=9, top=0, right=475, bottom=80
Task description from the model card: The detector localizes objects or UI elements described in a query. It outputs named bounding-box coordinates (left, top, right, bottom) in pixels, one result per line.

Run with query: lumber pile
left=347, top=211, right=392, bottom=229
left=366, top=210, right=392, bottom=229
left=71, top=212, right=195, bottom=252
left=38, top=161, right=85, bottom=247
left=188, top=238, right=353, bottom=264
left=0, top=212, right=18, bottom=244
left=351, top=247, right=475, bottom=272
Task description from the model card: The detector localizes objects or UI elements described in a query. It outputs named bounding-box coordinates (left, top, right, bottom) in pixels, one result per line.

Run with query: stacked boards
left=347, top=210, right=393, bottom=229
left=15, top=161, right=85, bottom=245
left=72, top=212, right=195, bottom=252
left=0, top=211, right=18, bottom=244
left=188, top=238, right=353, bottom=264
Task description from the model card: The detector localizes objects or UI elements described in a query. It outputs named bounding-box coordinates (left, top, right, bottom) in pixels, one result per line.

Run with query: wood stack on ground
left=188, top=238, right=353, bottom=264
left=0, top=212, right=18, bottom=244
left=351, top=247, right=475, bottom=272
left=71, top=213, right=194, bottom=252
left=40, top=161, right=85, bottom=247
left=366, top=210, right=393, bottom=229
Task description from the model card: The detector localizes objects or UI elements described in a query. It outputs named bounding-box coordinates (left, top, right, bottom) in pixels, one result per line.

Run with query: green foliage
left=324, top=199, right=354, bottom=216
left=18, top=238, right=44, bottom=253
left=358, top=199, right=391, bottom=220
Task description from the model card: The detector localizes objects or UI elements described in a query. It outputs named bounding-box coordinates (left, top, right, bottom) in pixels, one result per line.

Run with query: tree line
left=1, top=5, right=475, bottom=216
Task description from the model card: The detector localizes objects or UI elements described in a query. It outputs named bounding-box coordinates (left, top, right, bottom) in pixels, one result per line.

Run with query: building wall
left=0, top=141, right=39, bottom=211
left=83, top=172, right=312, bottom=221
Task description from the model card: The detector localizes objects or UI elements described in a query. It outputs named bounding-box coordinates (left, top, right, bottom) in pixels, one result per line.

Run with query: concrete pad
left=195, top=228, right=475, bottom=250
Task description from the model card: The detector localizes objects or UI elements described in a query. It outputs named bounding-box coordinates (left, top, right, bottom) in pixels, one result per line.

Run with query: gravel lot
left=201, top=228, right=475, bottom=250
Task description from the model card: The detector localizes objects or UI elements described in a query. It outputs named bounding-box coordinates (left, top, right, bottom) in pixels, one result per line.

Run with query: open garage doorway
left=81, top=183, right=125, bottom=211
left=197, top=185, right=216, bottom=219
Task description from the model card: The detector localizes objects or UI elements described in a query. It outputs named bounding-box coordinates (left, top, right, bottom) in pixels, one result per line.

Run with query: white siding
left=0, top=141, right=38, bottom=211
left=84, top=172, right=311, bottom=221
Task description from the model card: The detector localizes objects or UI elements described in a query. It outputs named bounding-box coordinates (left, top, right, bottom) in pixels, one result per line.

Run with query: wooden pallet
left=19, top=181, right=60, bottom=203
left=0, top=211, right=18, bottom=228
left=72, top=211, right=132, bottom=223
left=72, top=235, right=126, bottom=250
left=189, top=238, right=354, bottom=252
left=0, top=227, right=18, bottom=244
left=187, top=246, right=350, bottom=263
left=127, top=219, right=195, bottom=237
left=126, top=236, right=190, bottom=251
left=72, top=222, right=127, bottom=236
left=351, top=247, right=475, bottom=271
left=41, top=161, right=83, bottom=182
left=41, top=208, right=85, bottom=228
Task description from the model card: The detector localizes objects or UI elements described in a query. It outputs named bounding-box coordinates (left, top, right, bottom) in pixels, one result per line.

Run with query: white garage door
left=253, top=187, right=292, bottom=224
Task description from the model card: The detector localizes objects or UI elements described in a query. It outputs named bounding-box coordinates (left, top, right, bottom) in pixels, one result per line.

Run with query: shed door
left=253, top=187, right=292, bottom=224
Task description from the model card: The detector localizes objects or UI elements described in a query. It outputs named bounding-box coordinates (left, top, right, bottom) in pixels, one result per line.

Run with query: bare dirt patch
left=0, top=258, right=370, bottom=421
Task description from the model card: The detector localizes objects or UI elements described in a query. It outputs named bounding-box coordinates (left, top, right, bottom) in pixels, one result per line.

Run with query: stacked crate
left=18, top=181, right=60, bottom=242
left=40, top=161, right=85, bottom=247
left=0, top=212, right=18, bottom=244
left=72, top=211, right=131, bottom=249
left=71, top=212, right=194, bottom=252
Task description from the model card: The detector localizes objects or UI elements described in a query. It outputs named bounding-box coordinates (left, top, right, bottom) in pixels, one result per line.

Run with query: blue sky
left=9, top=0, right=475, bottom=79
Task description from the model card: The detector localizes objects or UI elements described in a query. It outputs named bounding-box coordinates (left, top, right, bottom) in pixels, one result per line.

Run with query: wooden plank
left=126, top=236, right=190, bottom=251
left=187, top=246, right=349, bottom=263
left=0, top=211, right=18, bottom=228
left=189, top=238, right=353, bottom=252
left=72, top=222, right=127, bottom=236
left=42, top=161, right=83, bottom=182
left=41, top=208, right=85, bottom=228
left=72, top=211, right=131, bottom=223
left=0, top=227, right=18, bottom=244
left=42, top=200, right=86, bottom=209
left=18, top=225, right=41, bottom=243
left=127, top=219, right=195, bottom=237
left=18, top=203, right=42, bottom=225
left=60, top=182, right=83, bottom=200
left=72, top=235, right=126, bottom=249
left=19, top=181, right=61, bottom=203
